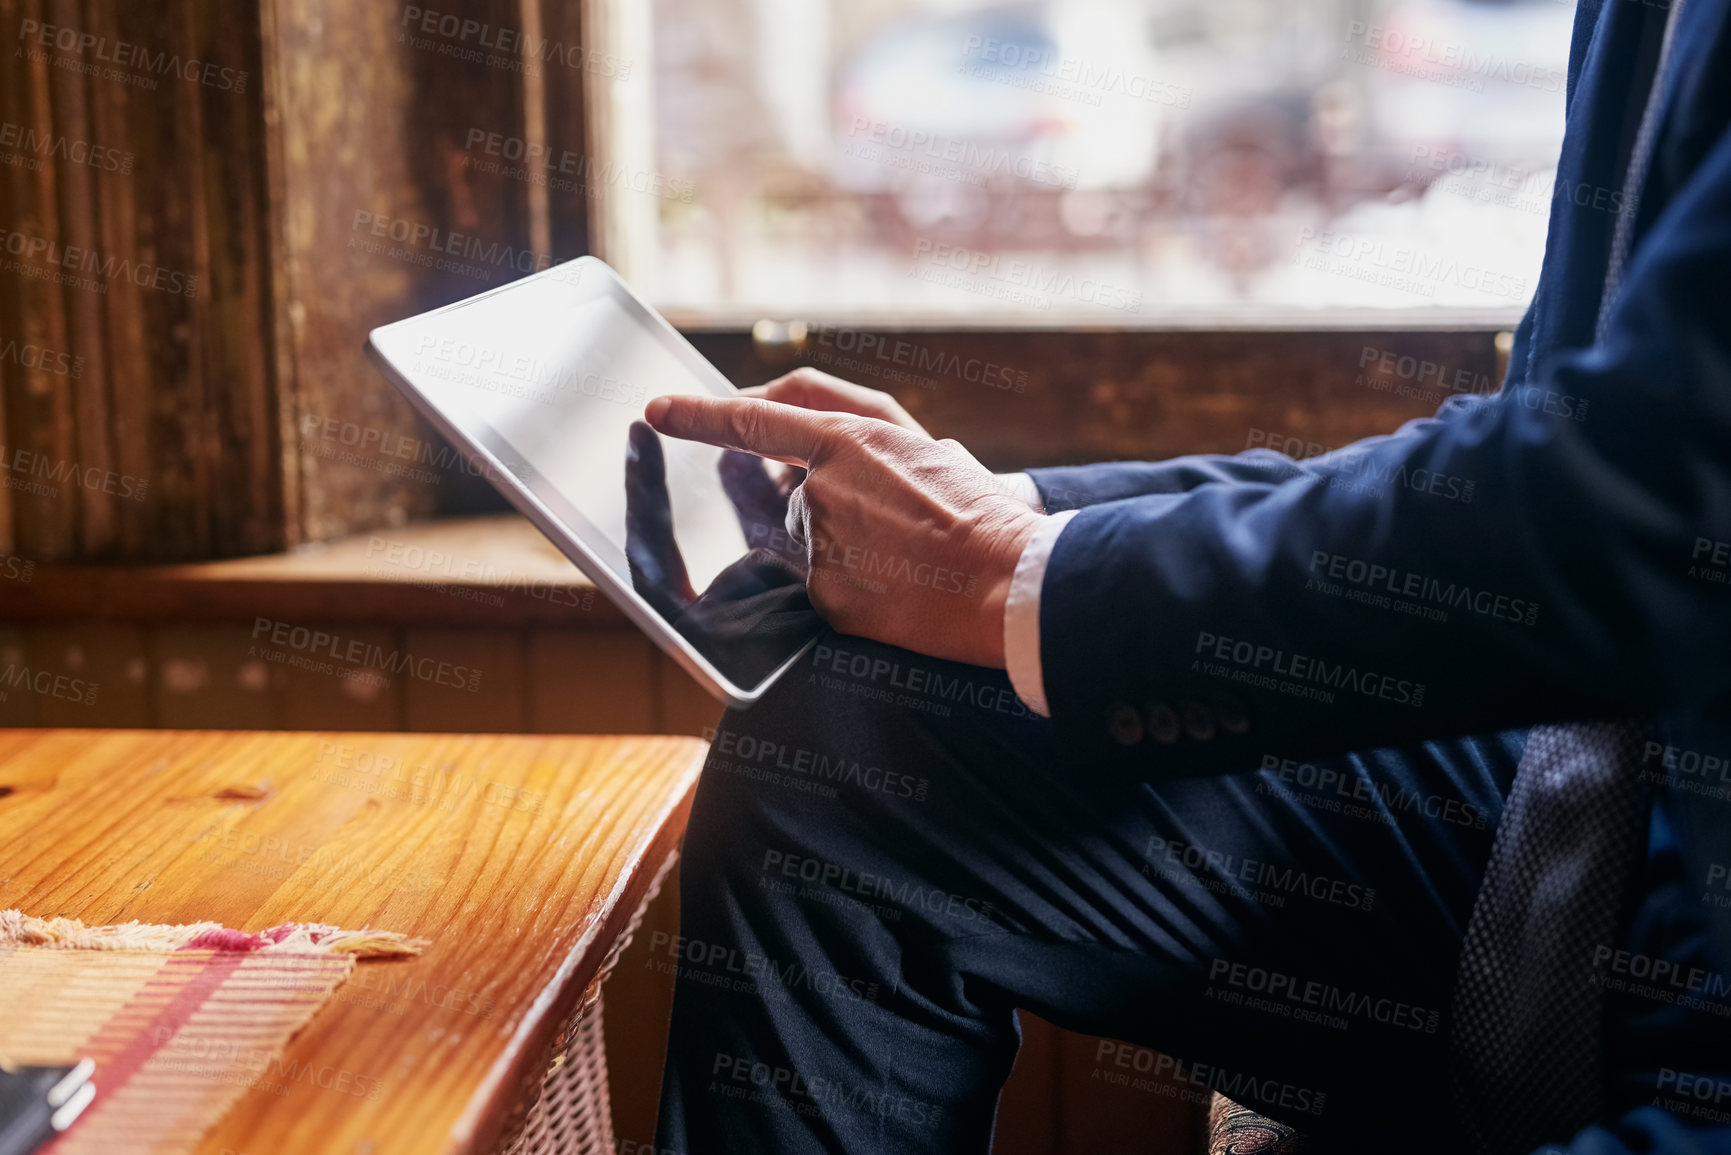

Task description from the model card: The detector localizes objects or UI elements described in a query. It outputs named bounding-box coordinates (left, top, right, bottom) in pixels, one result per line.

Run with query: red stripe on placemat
left=79, top=951, right=246, bottom=1100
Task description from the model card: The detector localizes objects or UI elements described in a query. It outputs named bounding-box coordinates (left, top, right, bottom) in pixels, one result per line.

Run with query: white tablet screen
left=372, top=262, right=819, bottom=693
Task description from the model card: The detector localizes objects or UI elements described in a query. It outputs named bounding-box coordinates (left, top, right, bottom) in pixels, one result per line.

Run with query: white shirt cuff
left=1003, top=509, right=1078, bottom=718
left=995, top=472, right=1046, bottom=514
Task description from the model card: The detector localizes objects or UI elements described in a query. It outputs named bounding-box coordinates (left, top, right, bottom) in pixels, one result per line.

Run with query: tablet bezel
left=364, top=255, right=815, bottom=711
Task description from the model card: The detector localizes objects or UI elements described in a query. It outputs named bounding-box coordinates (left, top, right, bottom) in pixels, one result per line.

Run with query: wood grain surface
left=0, top=728, right=705, bottom=1155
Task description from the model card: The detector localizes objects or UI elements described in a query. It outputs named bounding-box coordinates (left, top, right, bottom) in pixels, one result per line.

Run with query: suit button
left=1146, top=703, right=1181, bottom=744
left=1181, top=699, right=1216, bottom=742
left=1215, top=694, right=1250, bottom=736
left=1108, top=703, right=1145, bottom=746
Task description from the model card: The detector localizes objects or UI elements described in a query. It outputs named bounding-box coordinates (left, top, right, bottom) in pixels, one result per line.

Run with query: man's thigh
left=676, top=631, right=1520, bottom=1146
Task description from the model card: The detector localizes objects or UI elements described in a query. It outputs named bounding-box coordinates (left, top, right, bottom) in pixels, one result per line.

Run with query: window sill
left=4, top=515, right=619, bottom=629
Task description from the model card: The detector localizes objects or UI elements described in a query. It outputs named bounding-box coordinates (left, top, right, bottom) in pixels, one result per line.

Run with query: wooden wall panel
left=0, top=621, right=740, bottom=735
left=119, top=0, right=221, bottom=559
left=189, top=0, right=284, bottom=556
left=0, top=0, right=79, bottom=560
left=0, top=627, right=37, bottom=726
left=401, top=627, right=528, bottom=733
left=0, top=0, right=586, bottom=562
left=45, top=0, right=111, bottom=555
left=150, top=624, right=279, bottom=729
left=536, top=0, right=594, bottom=263
left=652, top=651, right=723, bottom=737
left=684, top=328, right=1502, bottom=473
left=23, top=622, right=151, bottom=727
left=997, top=1014, right=1064, bottom=1155
left=275, top=624, right=405, bottom=730
left=82, top=0, right=155, bottom=561
left=527, top=630, right=656, bottom=733
left=265, top=0, right=546, bottom=544
left=0, top=0, right=280, bottom=562
left=1053, top=1030, right=1201, bottom=1152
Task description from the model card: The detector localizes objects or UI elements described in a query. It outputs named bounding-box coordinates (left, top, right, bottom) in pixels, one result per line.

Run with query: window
left=598, top=0, right=1571, bottom=322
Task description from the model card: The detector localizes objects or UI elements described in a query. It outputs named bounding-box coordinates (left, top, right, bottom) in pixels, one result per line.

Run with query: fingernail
left=645, top=395, right=672, bottom=425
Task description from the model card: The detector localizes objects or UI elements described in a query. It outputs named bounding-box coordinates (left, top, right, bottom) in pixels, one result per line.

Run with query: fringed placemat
left=0, top=909, right=427, bottom=1155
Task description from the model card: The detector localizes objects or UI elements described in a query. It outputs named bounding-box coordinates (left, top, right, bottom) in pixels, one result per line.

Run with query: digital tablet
left=365, top=256, right=821, bottom=709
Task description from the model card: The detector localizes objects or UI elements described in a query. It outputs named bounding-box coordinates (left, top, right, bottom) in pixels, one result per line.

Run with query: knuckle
left=728, top=404, right=763, bottom=446
left=832, top=415, right=873, bottom=444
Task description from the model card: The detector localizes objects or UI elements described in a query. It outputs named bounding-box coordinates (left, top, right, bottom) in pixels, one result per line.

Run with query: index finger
left=645, top=394, right=834, bottom=466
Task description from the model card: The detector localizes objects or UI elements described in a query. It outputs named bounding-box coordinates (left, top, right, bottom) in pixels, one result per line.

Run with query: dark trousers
left=653, top=633, right=1728, bottom=1155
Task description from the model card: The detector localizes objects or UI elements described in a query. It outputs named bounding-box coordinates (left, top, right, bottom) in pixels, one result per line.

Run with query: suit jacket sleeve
left=1027, top=450, right=1318, bottom=512
left=1037, top=120, right=1731, bottom=777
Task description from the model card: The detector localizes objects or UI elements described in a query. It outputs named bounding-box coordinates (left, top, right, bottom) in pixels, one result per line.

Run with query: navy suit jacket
left=1028, top=0, right=1731, bottom=989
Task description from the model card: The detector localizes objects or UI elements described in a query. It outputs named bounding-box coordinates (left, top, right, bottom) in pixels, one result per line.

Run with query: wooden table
left=0, top=728, right=705, bottom=1155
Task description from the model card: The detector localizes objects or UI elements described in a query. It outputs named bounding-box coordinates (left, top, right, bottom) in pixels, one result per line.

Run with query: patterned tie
left=1449, top=722, right=1652, bottom=1154
left=1451, top=4, right=1689, bottom=1147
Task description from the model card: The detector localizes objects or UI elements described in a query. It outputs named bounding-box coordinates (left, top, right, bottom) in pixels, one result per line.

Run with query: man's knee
left=686, top=687, right=840, bottom=886
left=699, top=635, right=925, bottom=780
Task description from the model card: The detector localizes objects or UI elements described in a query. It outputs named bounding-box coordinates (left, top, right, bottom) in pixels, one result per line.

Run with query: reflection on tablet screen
left=391, top=266, right=822, bottom=691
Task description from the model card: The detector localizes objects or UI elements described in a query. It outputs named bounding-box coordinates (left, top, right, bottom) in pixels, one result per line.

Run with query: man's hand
left=739, top=367, right=931, bottom=436
left=645, top=391, right=1041, bottom=668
